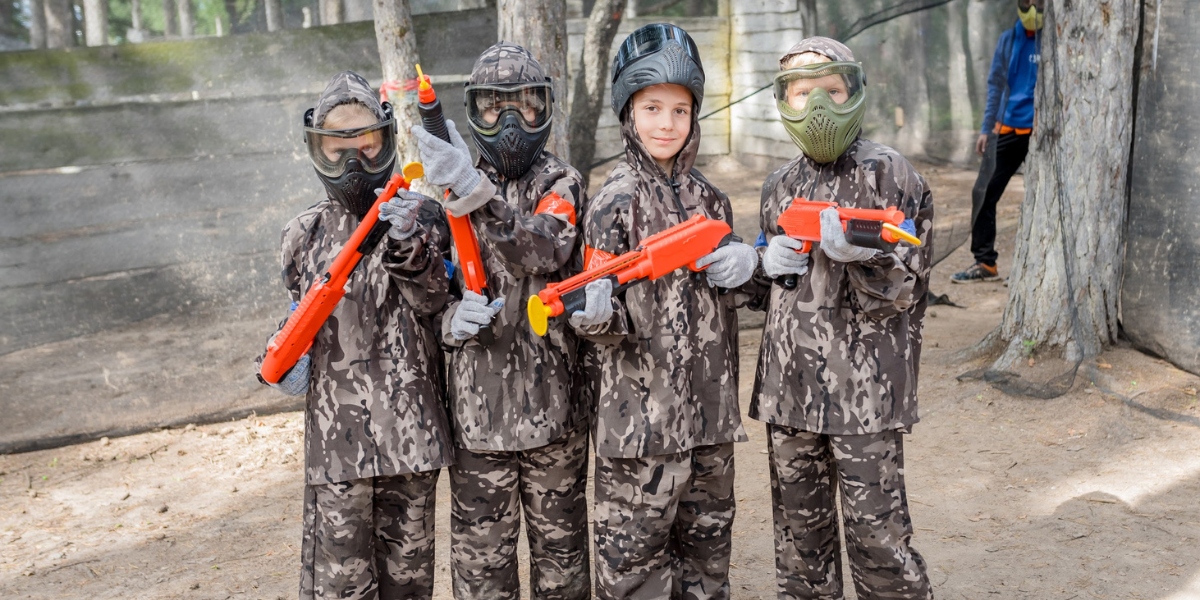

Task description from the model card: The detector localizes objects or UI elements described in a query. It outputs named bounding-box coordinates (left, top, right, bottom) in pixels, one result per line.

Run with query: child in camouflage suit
left=410, top=43, right=590, bottom=600
left=572, top=24, right=763, bottom=600
left=258, top=71, right=455, bottom=599
left=751, top=37, right=935, bottom=599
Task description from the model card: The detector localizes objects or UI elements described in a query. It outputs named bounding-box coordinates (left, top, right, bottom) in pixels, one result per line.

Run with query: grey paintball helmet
left=610, top=23, right=706, bottom=116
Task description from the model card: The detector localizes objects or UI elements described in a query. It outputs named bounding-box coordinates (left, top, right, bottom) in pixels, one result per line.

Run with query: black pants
left=971, top=131, right=1030, bottom=266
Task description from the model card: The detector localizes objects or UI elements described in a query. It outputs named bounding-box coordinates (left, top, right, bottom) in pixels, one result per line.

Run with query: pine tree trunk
left=985, top=0, right=1140, bottom=369
left=498, top=0, right=571, bottom=162
left=321, top=0, right=342, bottom=25
left=178, top=0, right=195, bottom=38
left=372, top=0, right=434, bottom=196
left=265, top=0, right=284, bottom=31
left=162, top=0, right=177, bottom=37
left=567, top=0, right=626, bottom=183
left=83, top=0, right=107, bottom=45
left=29, top=0, right=48, bottom=48
left=43, top=0, right=74, bottom=47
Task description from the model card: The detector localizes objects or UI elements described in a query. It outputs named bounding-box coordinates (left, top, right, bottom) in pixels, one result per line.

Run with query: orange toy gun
left=416, top=64, right=494, bottom=346
left=259, top=163, right=424, bottom=384
left=776, top=198, right=922, bottom=289
left=526, top=214, right=732, bottom=336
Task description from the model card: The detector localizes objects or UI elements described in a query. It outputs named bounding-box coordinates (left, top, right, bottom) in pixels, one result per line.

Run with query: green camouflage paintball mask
left=773, top=61, right=866, bottom=163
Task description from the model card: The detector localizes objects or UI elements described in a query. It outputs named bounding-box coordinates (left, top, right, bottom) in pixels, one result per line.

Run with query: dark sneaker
left=951, top=263, right=1000, bottom=284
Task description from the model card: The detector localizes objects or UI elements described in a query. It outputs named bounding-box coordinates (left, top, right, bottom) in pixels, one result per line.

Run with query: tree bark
left=265, top=0, right=284, bottom=31
left=498, top=0, right=571, bottom=162
left=177, top=0, right=195, bottom=38
left=43, top=0, right=74, bottom=47
left=162, top=0, right=177, bottom=37
left=29, top=0, right=48, bottom=48
left=83, top=0, right=107, bottom=45
left=372, top=0, right=433, bottom=195
left=567, top=0, right=625, bottom=183
left=985, top=0, right=1139, bottom=369
left=320, top=0, right=342, bottom=25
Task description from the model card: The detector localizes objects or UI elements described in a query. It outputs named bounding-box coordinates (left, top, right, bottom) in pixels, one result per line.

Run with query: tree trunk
left=178, top=0, right=195, bottom=37
left=320, top=0, right=342, bottom=25
left=162, top=0, right=177, bottom=37
left=265, top=0, right=284, bottom=31
left=43, top=0, right=74, bottom=47
left=82, top=0, right=107, bottom=45
left=498, top=0, right=571, bottom=162
left=567, top=0, right=626, bottom=183
left=372, top=0, right=433, bottom=196
left=29, top=0, right=48, bottom=48
left=985, top=0, right=1140, bottom=369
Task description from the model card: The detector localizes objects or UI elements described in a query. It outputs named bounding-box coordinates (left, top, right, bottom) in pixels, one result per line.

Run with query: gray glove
left=376, top=189, right=426, bottom=240
left=270, top=354, right=311, bottom=397
left=569, top=278, right=614, bottom=328
left=819, top=207, right=879, bottom=263
left=450, top=290, right=504, bottom=341
left=695, top=242, right=759, bottom=288
left=762, top=235, right=810, bottom=279
left=411, top=120, right=481, bottom=198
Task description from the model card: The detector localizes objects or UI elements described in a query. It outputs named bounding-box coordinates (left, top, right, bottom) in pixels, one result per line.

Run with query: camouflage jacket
left=749, top=138, right=934, bottom=435
left=259, top=197, right=454, bottom=485
left=575, top=114, right=751, bottom=459
left=439, top=151, right=585, bottom=452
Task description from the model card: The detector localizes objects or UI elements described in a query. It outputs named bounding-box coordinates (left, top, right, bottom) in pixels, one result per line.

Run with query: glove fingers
left=774, top=235, right=807, bottom=250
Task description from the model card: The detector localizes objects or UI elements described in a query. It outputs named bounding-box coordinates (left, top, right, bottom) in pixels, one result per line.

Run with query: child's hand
left=696, top=242, right=759, bottom=288
left=377, top=189, right=427, bottom=240
left=569, top=279, right=614, bottom=328
left=270, top=354, right=311, bottom=397
left=412, top=120, right=481, bottom=198
left=450, top=290, right=504, bottom=341
left=762, top=235, right=810, bottom=279
left=819, top=208, right=879, bottom=263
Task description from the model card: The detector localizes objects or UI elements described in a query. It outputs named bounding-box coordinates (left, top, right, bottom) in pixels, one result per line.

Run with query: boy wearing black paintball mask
left=410, top=43, right=589, bottom=600
left=751, top=37, right=935, bottom=599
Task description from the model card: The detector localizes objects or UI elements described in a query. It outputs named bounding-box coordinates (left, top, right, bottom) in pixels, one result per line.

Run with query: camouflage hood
left=469, top=42, right=549, bottom=85
left=312, top=70, right=387, bottom=127
left=779, top=36, right=856, bottom=66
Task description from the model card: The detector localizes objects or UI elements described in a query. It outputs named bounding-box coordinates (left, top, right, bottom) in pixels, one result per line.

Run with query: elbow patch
left=535, top=192, right=576, bottom=226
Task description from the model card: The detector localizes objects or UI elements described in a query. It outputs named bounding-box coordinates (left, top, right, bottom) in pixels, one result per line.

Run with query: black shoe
left=951, top=263, right=1000, bottom=284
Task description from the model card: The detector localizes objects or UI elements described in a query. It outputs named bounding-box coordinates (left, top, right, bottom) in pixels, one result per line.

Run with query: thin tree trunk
left=162, top=0, right=177, bottom=37
left=83, top=0, right=107, bottom=45
left=29, top=0, right=48, bottom=48
left=265, top=0, right=283, bottom=31
left=498, top=0, right=570, bottom=162
left=568, top=0, right=626, bottom=183
left=320, top=0, right=342, bottom=25
left=43, top=0, right=74, bottom=47
left=986, top=0, right=1139, bottom=369
left=177, top=0, right=194, bottom=37
left=372, top=0, right=432, bottom=196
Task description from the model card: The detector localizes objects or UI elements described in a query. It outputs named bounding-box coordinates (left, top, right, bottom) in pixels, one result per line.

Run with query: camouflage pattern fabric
left=749, top=137, right=934, bottom=435
left=438, top=150, right=585, bottom=452
left=593, top=443, right=737, bottom=600
left=575, top=105, right=758, bottom=460
left=766, top=425, right=932, bottom=599
left=468, top=42, right=549, bottom=86
left=257, top=197, right=455, bottom=484
left=449, top=428, right=591, bottom=600
left=779, top=36, right=856, bottom=67
left=312, top=70, right=390, bottom=126
left=298, top=470, right=441, bottom=600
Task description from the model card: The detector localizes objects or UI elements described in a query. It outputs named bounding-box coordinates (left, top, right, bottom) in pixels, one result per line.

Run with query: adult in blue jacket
left=953, top=0, right=1043, bottom=283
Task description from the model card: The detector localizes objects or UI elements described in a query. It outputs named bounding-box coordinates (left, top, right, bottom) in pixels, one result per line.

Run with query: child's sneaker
left=951, top=262, right=1000, bottom=283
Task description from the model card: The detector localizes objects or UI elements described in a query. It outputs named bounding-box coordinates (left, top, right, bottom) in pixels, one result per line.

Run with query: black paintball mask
left=464, top=43, right=554, bottom=180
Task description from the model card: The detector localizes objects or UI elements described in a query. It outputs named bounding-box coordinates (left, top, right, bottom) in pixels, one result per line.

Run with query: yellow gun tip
left=526, top=295, right=552, bottom=337
left=415, top=64, right=431, bottom=90
left=402, top=162, right=424, bottom=181
left=882, top=223, right=922, bottom=246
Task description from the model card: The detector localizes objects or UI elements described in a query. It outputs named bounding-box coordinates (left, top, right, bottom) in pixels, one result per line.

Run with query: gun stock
left=526, top=214, right=732, bottom=336
left=260, top=164, right=422, bottom=384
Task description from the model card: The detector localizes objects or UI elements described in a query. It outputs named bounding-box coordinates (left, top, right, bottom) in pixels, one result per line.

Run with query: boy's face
left=630, top=83, right=693, bottom=169
left=783, top=55, right=850, bottom=111
left=319, top=110, right=384, bottom=163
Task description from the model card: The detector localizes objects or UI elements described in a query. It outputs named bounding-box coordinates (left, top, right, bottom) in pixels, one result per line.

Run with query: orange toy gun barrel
left=417, top=64, right=495, bottom=346
left=775, top=198, right=922, bottom=289
left=526, top=214, right=732, bottom=336
left=259, top=163, right=423, bottom=384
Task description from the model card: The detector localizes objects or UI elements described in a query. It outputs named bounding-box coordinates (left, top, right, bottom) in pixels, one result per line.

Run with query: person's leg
left=519, top=428, right=592, bottom=600
left=450, top=449, right=522, bottom=600
left=593, top=452, right=690, bottom=600
left=832, top=431, right=932, bottom=600
left=767, top=424, right=843, bottom=600
left=302, top=479, right=378, bottom=600
left=373, top=470, right=441, bottom=600
left=673, top=443, right=736, bottom=600
left=969, top=132, right=1031, bottom=267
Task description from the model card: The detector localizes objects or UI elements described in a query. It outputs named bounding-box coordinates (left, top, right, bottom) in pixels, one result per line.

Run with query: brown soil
left=3, top=159, right=1199, bottom=600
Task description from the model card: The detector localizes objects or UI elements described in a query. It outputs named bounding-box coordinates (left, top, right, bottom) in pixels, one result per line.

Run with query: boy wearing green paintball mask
left=749, top=37, right=935, bottom=599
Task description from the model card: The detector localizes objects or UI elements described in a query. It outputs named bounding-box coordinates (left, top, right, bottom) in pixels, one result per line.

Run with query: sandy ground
left=3, top=160, right=1200, bottom=600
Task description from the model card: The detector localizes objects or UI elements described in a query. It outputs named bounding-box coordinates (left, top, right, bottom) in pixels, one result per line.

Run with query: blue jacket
left=981, top=19, right=1041, bottom=133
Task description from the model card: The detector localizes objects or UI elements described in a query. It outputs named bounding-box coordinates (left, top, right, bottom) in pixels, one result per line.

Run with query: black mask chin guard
left=471, top=110, right=550, bottom=180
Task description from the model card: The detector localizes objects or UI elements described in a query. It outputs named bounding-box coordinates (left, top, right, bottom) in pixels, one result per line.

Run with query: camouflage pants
left=299, top=470, right=440, bottom=600
left=450, top=428, right=591, bottom=600
left=593, top=443, right=736, bottom=600
left=767, top=425, right=932, bottom=599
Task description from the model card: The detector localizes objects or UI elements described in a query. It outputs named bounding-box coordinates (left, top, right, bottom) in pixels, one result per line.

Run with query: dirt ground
left=3, top=159, right=1200, bottom=600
